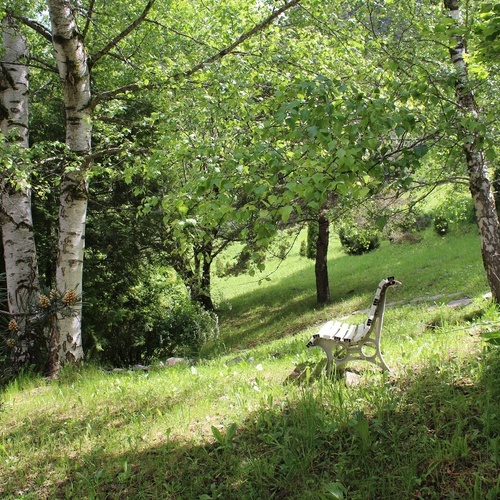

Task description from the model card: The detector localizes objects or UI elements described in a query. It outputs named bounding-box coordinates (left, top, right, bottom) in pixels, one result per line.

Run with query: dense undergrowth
left=1, top=227, right=500, bottom=499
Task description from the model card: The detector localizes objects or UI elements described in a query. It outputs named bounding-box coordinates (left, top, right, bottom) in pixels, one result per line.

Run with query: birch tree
left=0, top=15, right=40, bottom=367
left=4, top=0, right=302, bottom=374
left=444, top=0, right=500, bottom=302
left=42, top=0, right=92, bottom=374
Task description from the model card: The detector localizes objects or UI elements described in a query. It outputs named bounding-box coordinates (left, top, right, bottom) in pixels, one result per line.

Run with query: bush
left=432, top=192, right=475, bottom=236
left=299, top=240, right=307, bottom=257
left=153, top=301, right=219, bottom=359
left=433, top=214, right=449, bottom=236
left=83, top=266, right=219, bottom=367
left=414, top=213, right=433, bottom=232
left=385, top=208, right=431, bottom=244
left=305, top=221, right=318, bottom=259
left=338, top=224, right=380, bottom=255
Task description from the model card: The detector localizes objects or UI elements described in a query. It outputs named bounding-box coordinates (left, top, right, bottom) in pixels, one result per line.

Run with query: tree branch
left=90, top=0, right=156, bottom=66
left=12, top=15, right=53, bottom=42
left=82, top=0, right=96, bottom=39
left=92, top=0, right=301, bottom=108
left=182, top=0, right=301, bottom=78
left=145, top=18, right=215, bottom=50
left=29, top=55, right=58, bottom=74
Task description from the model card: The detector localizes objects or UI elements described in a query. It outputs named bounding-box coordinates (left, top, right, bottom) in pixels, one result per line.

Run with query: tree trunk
left=0, top=15, right=40, bottom=367
left=315, top=212, right=330, bottom=303
left=190, top=241, right=215, bottom=310
left=46, top=0, right=92, bottom=375
left=444, top=0, right=500, bottom=302
left=198, top=245, right=214, bottom=310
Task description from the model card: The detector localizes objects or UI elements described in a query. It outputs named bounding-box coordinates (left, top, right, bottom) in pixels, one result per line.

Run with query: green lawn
left=1, top=227, right=499, bottom=499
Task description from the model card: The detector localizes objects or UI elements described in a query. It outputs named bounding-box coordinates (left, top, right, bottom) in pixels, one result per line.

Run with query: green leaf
left=485, top=148, right=497, bottom=162
left=324, top=481, right=347, bottom=499
left=481, top=331, right=500, bottom=340
left=376, top=216, right=388, bottom=230
left=211, top=426, right=224, bottom=445
left=225, top=422, right=237, bottom=443
left=278, top=205, right=293, bottom=222
left=175, top=200, right=189, bottom=216
left=414, top=145, right=429, bottom=158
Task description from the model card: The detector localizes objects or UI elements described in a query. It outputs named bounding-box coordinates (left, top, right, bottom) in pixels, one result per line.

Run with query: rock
left=447, top=298, right=472, bottom=308
left=345, top=371, right=362, bottom=386
left=132, top=364, right=149, bottom=371
left=227, top=356, right=245, bottom=365
left=165, top=357, right=187, bottom=367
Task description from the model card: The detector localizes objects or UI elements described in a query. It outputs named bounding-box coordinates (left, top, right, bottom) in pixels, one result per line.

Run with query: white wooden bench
left=306, top=277, right=401, bottom=373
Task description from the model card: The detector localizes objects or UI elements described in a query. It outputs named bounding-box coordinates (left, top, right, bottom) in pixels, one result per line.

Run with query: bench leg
left=312, top=338, right=391, bottom=374
left=313, top=338, right=336, bottom=374
left=377, top=350, right=391, bottom=373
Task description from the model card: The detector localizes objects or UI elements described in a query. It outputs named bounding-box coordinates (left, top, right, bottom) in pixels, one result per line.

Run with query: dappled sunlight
left=214, top=230, right=486, bottom=354
left=5, top=347, right=497, bottom=499
left=1, top=227, right=497, bottom=498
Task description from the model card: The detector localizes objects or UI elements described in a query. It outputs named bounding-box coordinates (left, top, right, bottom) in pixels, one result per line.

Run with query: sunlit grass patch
left=1, top=225, right=499, bottom=498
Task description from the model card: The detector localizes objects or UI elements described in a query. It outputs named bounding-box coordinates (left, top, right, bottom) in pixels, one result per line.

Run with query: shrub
left=432, top=192, right=475, bottom=236
left=386, top=208, right=431, bottom=244
left=153, top=301, right=219, bottom=359
left=414, top=212, right=433, bottom=232
left=305, top=221, right=318, bottom=259
left=83, top=266, right=219, bottom=367
left=433, top=214, right=449, bottom=236
left=338, top=224, right=380, bottom=255
left=299, top=240, right=307, bottom=257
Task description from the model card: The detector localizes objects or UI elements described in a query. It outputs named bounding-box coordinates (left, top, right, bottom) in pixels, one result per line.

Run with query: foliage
left=433, top=213, right=450, bottom=236
left=474, top=2, right=500, bottom=62
left=432, top=191, right=476, bottom=236
left=2, top=0, right=499, bottom=373
left=304, top=220, right=318, bottom=260
left=338, top=222, right=381, bottom=256
left=84, top=263, right=218, bottom=367
left=155, top=299, right=219, bottom=359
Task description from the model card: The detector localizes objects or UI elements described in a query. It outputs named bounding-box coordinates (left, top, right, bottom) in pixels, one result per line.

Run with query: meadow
left=1, top=226, right=499, bottom=499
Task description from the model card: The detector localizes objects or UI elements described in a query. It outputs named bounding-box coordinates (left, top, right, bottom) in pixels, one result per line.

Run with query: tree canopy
left=1, top=0, right=499, bottom=373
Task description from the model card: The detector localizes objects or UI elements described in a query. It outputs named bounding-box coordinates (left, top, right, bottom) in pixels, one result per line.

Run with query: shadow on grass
left=216, top=250, right=403, bottom=352
left=215, top=232, right=487, bottom=354
left=5, top=351, right=499, bottom=499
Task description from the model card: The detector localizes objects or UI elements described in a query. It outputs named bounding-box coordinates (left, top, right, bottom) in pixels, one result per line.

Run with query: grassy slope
left=211, top=227, right=488, bottom=351
left=1, top=227, right=500, bottom=499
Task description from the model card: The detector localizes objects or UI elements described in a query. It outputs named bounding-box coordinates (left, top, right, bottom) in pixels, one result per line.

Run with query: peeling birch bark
left=444, top=0, right=500, bottom=302
left=0, top=16, right=40, bottom=367
left=47, top=0, right=92, bottom=374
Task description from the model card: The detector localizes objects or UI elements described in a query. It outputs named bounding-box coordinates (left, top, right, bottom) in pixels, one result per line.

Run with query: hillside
left=1, top=228, right=499, bottom=499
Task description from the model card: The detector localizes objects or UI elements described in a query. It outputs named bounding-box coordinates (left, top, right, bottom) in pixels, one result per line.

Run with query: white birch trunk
left=444, top=0, right=500, bottom=302
left=47, top=0, right=92, bottom=374
left=1, top=16, right=40, bottom=366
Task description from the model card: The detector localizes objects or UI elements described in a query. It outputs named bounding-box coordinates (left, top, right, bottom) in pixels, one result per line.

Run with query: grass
left=210, top=226, right=487, bottom=351
left=1, top=226, right=500, bottom=499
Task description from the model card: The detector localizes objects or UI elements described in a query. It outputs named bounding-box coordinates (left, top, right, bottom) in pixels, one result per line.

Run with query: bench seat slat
left=353, top=323, right=368, bottom=343
left=317, top=321, right=342, bottom=339
left=344, top=324, right=357, bottom=342
left=334, top=323, right=350, bottom=341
